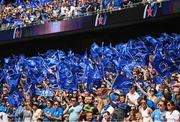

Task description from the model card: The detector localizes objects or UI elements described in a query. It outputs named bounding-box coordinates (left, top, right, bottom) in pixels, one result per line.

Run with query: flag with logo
left=95, top=13, right=107, bottom=27
left=143, top=2, right=157, bottom=19
left=13, top=27, right=22, bottom=39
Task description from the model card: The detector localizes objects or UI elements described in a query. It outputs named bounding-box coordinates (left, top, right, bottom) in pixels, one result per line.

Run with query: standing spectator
left=136, top=82, right=159, bottom=104
left=78, top=95, right=85, bottom=105
left=173, top=87, right=180, bottom=111
left=111, top=94, right=130, bottom=121
left=126, top=85, right=140, bottom=107
left=165, top=100, right=180, bottom=122
left=68, top=97, right=83, bottom=122
left=43, top=100, right=54, bottom=121
left=139, top=97, right=153, bottom=122
left=32, top=102, right=43, bottom=122
left=22, top=102, right=33, bottom=122
left=163, top=87, right=172, bottom=101
left=15, top=100, right=25, bottom=122
left=151, top=100, right=167, bottom=122
left=52, top=101, right=64, bottom=121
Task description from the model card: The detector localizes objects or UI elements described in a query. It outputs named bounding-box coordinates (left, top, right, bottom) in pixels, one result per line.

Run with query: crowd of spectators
left=0, top=33, right=179, bottom=121
left=0, top=0, right=148, bottom=31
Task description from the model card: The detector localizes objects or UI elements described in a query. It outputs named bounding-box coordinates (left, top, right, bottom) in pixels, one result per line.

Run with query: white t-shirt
left=165, top=110, right=180, bottom=122
left=0, top=112, right=8, bottom=122
left=32, top=109, right=43, bottom=122
left=126, top=92, right=140, bottom=107
left=106, top=105, right=115, bottom=114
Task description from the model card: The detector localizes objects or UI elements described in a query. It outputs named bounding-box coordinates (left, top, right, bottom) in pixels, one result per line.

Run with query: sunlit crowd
left=0, top=33, right=179, bottom=122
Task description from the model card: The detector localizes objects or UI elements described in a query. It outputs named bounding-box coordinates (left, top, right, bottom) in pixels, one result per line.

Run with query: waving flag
left=102, top=0, right=112, bottom=9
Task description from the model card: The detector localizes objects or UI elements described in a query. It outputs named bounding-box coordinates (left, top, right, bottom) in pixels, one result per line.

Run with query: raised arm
left=135, top=82, right=148, bottom=96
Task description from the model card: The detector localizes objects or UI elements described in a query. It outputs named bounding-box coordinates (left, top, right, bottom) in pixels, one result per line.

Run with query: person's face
left=167, top=102, right=173, bottom=111
left=64, top=114, right=69, bottom=121
left=149, top=89, right=155, bottom=96
left=84, top=91, right=90, bottom=97
left=141, top=100, right=147, bottom=109
left=129, top=87, right=135, bottom=94
left=85, top=96, right=93, bottom=104
left=18, top=87, right=23, bottom=92
left=157, top=101, right=165, bottom=112
left=1, top=102, right=5, bottom=106
left=70, top=98, right=77, bottom=106
left=159, top=85, right=164, bottom=92
left=101, top=84, right=106, bottom=90
left=3, top=88, right=8, bottom=95
left=73, top=91, right=78, bottom=97
left=103, top=112, right=111, bottom=121
left=32, top=104, right=37, bottom=110
left=78, top=96, right=83, bottom=103
left=6, top=103, right=11, bottom=108
left=47, top=101, right=52, bottom=108
left=86, top=112, right=93, bottom=121
left=120, top=96, right=125, bottom=103
left=173, top=87, right=180, bottom=96
left=54, top=102, right=59, bottom=109
left=25, top=101, right=31, bottom=106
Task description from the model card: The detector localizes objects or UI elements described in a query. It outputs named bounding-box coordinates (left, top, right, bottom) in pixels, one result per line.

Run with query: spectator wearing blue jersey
left=43, top=100, right=54, bottom=121
left=151, top=100, right=167, bottom=122
left=52, top=101, right=64, bottom=121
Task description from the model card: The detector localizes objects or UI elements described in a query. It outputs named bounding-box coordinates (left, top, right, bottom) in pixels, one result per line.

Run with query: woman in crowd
left=52, top=101, right=64, bottom=121
left=23, top=101, right=33, bottom=122
left=136, top=82, right=159, bottom=104
left=139, top=97, right=153, bottom=122
left=165, top=100, right=180, bottom=122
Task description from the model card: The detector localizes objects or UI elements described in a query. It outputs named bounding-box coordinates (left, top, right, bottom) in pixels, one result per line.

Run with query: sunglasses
left=54, top=104, right=58, bottom=105
left=71, top=100, right=76, bottom=102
